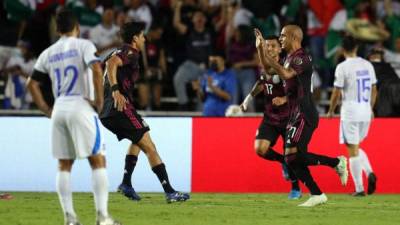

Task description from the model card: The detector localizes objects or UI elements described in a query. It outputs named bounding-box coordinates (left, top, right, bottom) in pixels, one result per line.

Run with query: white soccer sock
left=56, top=171, right=77, bottom=219
left=349, top=156, right=364, bottom=193
left=358, top=148, right=373, bottom=176
left=92, top=168, right=109, bottom=218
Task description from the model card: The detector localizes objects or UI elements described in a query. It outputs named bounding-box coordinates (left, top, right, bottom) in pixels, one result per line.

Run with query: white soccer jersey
left=334, top=57, right=377, bottom=121
left=34, top=36, right=100, bottom=101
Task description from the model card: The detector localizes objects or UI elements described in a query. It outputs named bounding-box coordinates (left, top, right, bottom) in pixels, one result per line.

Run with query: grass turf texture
left=0, top=193, right=399, bottom=225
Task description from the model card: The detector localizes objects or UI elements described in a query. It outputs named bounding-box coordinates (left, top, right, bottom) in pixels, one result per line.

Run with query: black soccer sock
left=261, top=148, right=284, bottom=163
left=285, top=153, right=322, bottom=195
left=287, top=166, right=300, bottom=191
left=305, top=152, right=340, bottom=168
left=152, top=163, right=175, bottom=194
left=122, top=155, right=138, bottom=187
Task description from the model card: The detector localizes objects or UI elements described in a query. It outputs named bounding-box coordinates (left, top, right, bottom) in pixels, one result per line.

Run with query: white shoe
left=298, top=194, right=328, bottom=207
left=65, top=213, right=82, bottom=225
left=96, top=214, right=122, bottom=225
left=335, top=156, right=349, bottom=186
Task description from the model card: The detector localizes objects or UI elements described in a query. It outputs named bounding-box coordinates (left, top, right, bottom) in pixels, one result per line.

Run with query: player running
left=255, top=25, right=348, bottom=207
left=27, top=10, right=121, bottom=225
left=240, top=35, right=301, bottom=199
left=327, top=35, right=378, bottom=196
left=99, top=21, right=189, bottom=203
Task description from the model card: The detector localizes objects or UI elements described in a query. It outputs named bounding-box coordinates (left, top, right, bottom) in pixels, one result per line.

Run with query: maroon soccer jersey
left=259, top=73, right=289, bottom=128
left=100, top=44, right=141, bottom=118
left=283, top=48, right=319, bottom=128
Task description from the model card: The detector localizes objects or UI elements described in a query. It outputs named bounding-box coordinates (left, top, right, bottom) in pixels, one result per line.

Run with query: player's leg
left=284, top=120, right=327, bottom=207
left=118, top=144, right=141, bottom=200
left=57, top=159, right=81, bottom=225
left=358, top=121, right=377, bottom=194
left=254, top=121, right=284, bottom=163
left=341, top=121, right=365, bottom=196
left=88, top=154, right=121, bottom=225
left=52, top=110, right=81, bottom=225
left=137, top=132, right=190, bottom=203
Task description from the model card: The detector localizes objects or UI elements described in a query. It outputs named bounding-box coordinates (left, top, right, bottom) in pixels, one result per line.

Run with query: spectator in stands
left=173, top=2, right=213, bottom=110
left=192, top=53, right=236, bottom=116
left=137, top=23, right=167, bottom=110
left=69, top=0, right=102, bottom=38
left=227, top=25, right=257, bottom=112
left=126, top=0, right=153, bottom=32
left=367, top=46, right=400, bottom=117
left=3, top=40, right=35, bottom=109
left=383, top=37, right=400, bottom=77
left=89, top=7, right=120, bottom=58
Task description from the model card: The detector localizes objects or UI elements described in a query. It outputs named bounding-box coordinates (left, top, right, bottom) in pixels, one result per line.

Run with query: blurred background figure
left=192, top=53, right=236, bottom=116
left=137, top=23, right=167, bottom=110
left=89, top=6, right=121, bottom=58
left=3, top=40, right=35, bottom=109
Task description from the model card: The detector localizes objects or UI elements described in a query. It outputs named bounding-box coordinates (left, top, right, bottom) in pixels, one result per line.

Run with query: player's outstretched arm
left=240, top=80, right=262, bottom=112
left=90, top=62, right=104, bottom=113
left=106, top=55, right=127, bottom=112
left=327, top=87, right=342, bottom=118
left=26, top=74, right=52, bottom=118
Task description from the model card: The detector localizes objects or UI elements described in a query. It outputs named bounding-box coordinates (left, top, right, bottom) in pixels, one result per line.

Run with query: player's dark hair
left=120, top=21, right=146, bottom=44
left=56, top=10, right=78, bottom=34
left=265, top=35, right=281, bottom=45
left=342, top=35, right=358, bottom=52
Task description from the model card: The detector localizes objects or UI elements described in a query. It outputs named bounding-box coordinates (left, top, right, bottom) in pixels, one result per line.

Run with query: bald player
left=255, top=25, right=349, bottom=207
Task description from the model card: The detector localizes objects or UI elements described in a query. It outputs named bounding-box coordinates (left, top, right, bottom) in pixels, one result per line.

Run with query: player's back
left=35, top=36, right=99, bottom=107
left=334, top=57, right=377, bottom=121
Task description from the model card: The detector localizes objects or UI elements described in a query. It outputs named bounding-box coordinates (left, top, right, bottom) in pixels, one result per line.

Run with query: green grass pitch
left=1, top=193, right=399, bottom=225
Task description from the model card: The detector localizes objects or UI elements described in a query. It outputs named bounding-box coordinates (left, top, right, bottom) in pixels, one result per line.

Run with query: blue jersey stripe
left=92, top=116, right=101, bottom=155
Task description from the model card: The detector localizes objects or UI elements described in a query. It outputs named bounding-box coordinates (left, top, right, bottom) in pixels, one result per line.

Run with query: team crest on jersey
left=292, top=57, right=303, bottom=65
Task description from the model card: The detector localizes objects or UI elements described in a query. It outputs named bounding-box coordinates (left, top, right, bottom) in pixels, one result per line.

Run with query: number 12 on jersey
left=54, top=65, right=78, bottom=96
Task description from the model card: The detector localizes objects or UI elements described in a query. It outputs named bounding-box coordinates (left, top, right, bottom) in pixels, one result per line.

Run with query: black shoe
left=368, top=173, right=377, bottom=195
left=351, top=191, right=366, bottom=197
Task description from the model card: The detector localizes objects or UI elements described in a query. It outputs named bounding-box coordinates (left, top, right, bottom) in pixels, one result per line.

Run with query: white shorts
left=51, top=97, right=105, bottom=159
left=340, top=120, right=370, bottom=145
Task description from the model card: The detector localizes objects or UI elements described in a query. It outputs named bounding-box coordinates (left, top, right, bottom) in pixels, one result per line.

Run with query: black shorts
left=285, top=117, right=316, bottom=152
left=101, top=104, right=150, bottom=144
left=256, top=119, right=286, bottom=148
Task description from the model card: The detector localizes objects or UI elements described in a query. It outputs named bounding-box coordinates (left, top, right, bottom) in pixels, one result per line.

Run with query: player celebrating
left=240, top=35, right=301, bottom=199
left=99, top=22, right=190, bottom=203
left=27, top=10, right=120, bottom=225
left=327, top=36, right=378, bottom=196
left=255, top=25, right=348, bottom=207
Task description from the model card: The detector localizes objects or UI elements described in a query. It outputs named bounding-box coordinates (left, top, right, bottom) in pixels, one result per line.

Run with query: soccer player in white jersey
left=26, top=10, right=121, bottom=225
left=327, top=35, right=378, bottom=196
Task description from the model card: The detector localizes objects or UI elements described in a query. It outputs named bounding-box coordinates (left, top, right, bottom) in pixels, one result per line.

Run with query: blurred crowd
left=0, top=0, right=400, bottom=116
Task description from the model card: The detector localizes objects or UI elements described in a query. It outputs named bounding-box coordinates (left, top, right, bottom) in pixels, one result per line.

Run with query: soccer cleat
left=367, top=173, right=377, bottom=195
left=351, top=191, right=366, bottom=197
left=117, top=183, right=141, bottom=201
left=298, top=194, right=328, bottom=207
left=335, top=156, right=349, bottom=186
left=96, top=215, right=122, bottom=225
left=166, top=191, right=190, bottom=203
left=282, top=163, right=290, bottom=181
left=288, top=189, right=302, bottom=200
left=65, top=213, right=82, bottom=225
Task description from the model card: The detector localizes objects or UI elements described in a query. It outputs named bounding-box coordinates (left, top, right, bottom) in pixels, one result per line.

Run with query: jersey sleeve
left=82, top=40, right=100, bottom=66
left=333, top=64, right=344, bottom=88
left=34, top=50, right=49, bottom=73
